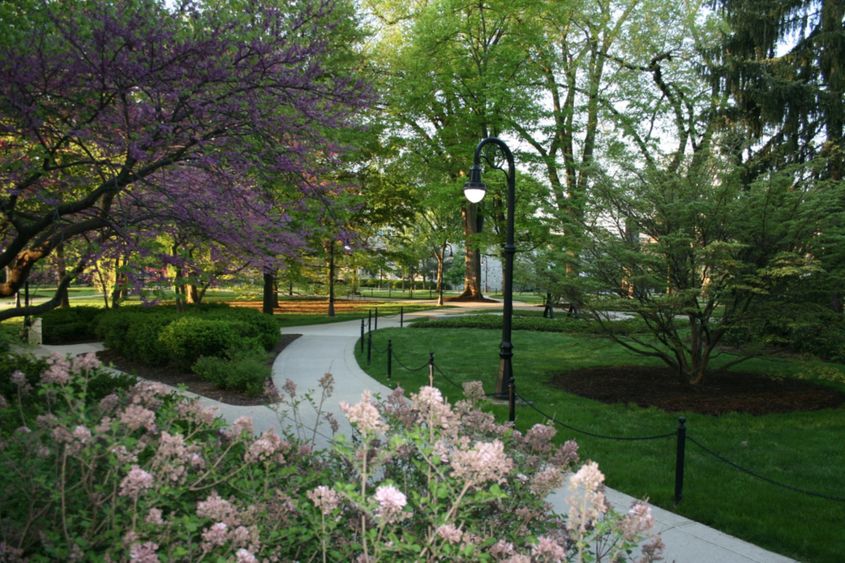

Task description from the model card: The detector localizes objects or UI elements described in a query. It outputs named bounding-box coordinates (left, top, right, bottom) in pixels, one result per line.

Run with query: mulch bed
left=96, top=334, right=301, bottom=406
left=549, top=366, right=845, bottom=415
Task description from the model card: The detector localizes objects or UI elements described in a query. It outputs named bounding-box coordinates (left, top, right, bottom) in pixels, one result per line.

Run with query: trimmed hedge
left=94, top=305, right=280, bottom=393
left=409, top=313, right=651, bottom=335
left=41, top=306, right=103, bottom=344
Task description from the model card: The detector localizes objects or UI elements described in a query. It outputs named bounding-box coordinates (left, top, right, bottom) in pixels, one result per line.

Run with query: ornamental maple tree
left=0, top=0, right=368, bottom=319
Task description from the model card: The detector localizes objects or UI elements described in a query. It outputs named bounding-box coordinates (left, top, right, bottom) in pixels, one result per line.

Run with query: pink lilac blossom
left=197, top=492, right=240, bottom=526
left=530, top=466, right=564, bottom=496
left=489, top=540, right=515, bottom=559
left=201, top=522, right=229, bottom=549
left=36, top=413, right=58, bottom=428
left=111, top=445, right=138, bottom=464
left=551, top=440, right=580, bottom=467
left=264, top=380, right=281, bottom=401
left=73, top=425, right=92, bottom=444
left=236, top=548, right=258, bottom=563
left=639, top=536, right=666, bottom=562
left=232, top=416, right=254, bottom=436
left=319, top=372, right=335, bottom=395
left=411, top=386, right=455, bottom=430
left=145, top=508, right=165, bottom=526
left=176, top=400, right=217, bottom=425
left=324, top=412, right=339, bottom=434
left=436, top=524, right=463, bottom=544
left=120, top=405, right=157, bottom=433
left=119, top=466, right=154, bottom=499
left=566, top=461, right=608, bottom=534
left=502, top=555, right=531, bottom=563
left=531, top=535, right=566, bottom=562
left=153, top=431, right=196, bottom=483
left=98, top=393, right=120, bottom=414
left=40, top=354, right=71, bottom=385
left=245, top=430, right=285, bottom=463
left=525, top=423, right=557, bottom=453
left=373, top=485, right=407, bottom=522
left=129, top=541, right=159, bottom=563
left=307, top=485, right=340, bottom=515
left=462, top=380, right=486, bottom=403
left=72, top=352, right=101, bottom=372
left=10, top=370, right=31, bottom=393
left=95, top=416, right=112, bottom=434
left=450, top=440, right=514, bottom=485
left=622, top=501, right=654, bottom=540
left=282, top=379, right=297, bottom=398
left=130, top=382, right=169, bottom=409
left=340, top=391, right=387, bottom=435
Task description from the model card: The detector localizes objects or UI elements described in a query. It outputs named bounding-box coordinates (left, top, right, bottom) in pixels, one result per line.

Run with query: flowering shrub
left=0, top=354, right=662, bottom=561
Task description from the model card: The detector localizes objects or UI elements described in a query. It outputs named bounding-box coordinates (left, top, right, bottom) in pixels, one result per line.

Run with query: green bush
left=41, top=306, right=103, bottom=344
left=410, top=313, right=650, bottom=335
left=97, top=309, right=178, bottom=365
left=159, top=317, right=239, bottom=369
left=192, top=353, right=267, bottom=395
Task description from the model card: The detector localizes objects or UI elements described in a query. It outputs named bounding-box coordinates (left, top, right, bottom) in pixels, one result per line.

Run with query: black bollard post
left=400, top=306, right=404, bottom=328
left=368, top=309, right=372, bottom=332
left=508, top=377, right=516, bottom=423
left=674, top=417, right=687, bottom=504
left=387, top=339, right=392, bottom=380
left=360, top=318, right=365, bottom=353
left=375, top=308, right=379, bottom=330
left=367, top=329, right=372, bottom=365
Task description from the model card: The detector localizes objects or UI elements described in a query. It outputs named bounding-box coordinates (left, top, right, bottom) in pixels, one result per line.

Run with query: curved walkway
left=21, top=307, right=794, bottom=563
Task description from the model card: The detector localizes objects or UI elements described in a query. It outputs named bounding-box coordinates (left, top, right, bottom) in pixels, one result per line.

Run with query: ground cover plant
left=355, top=327, right=845, bottom=562
left=0, top=353, right=663, bottom=561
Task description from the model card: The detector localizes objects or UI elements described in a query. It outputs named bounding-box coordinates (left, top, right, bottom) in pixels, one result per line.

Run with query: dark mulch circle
left=549, top=366, right=845, bottom=415
left=96, top=334, right=301, bottom=406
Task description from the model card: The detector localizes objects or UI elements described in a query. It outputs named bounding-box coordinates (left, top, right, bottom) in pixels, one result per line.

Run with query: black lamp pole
left=328, top=240, right=336, bottom=317
left=463, top=137, right=516, bottom=422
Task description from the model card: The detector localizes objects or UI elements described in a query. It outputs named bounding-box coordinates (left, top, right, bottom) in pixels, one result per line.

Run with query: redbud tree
left=0, top=0, right=369, bottom=319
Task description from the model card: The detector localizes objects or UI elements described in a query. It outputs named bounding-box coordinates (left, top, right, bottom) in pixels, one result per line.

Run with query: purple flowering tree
left=0, top=0, right=368, bottom=319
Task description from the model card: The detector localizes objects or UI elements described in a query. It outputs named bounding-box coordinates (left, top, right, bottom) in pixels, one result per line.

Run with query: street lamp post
left=463, top=137, right=516, bottom=422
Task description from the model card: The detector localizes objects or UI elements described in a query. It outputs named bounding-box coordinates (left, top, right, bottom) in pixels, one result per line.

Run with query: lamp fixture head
left=463, top=164, right=486, bottom=203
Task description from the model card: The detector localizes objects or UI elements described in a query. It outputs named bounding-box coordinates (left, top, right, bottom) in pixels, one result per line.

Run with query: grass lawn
left=355, top=326, right=845, bottom=563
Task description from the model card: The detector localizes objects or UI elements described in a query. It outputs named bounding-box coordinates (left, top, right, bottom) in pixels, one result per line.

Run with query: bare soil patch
left=96, top=334, right=301, bottom=406
left=550, top=366, right=844, bottom=415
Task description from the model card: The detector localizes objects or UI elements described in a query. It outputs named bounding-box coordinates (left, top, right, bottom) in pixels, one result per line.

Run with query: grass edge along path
left=354, top=326, right=845, bottom=563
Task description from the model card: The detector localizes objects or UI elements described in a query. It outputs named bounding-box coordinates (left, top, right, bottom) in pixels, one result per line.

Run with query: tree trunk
left=111, top=257, right=122, bottom=309
left=458, top=204, right=483, bottom=299
left=55, top=243, right=70, bottom=308
left=262, top=271, right=275, bottom=315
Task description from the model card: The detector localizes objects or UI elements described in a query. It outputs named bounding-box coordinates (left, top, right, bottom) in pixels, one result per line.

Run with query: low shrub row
left=93, top=304, right=279, bottom=394
left=41, top=306, right=102, bottom=344
left=410, top=312, right=651, bottom=335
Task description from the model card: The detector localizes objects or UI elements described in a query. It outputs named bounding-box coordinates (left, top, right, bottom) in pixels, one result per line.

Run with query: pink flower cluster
left=621, top=501, right=654, bottom=540
left=529, top=466, right=564, bottom=496
left=436, top=523, right=463, bottom=544
left=244, top=430, right=286, bottom=463
left=462, top=380, right=486, bottom=403
left=71, top=352, right=100, bottom=373
left=40, top=354, right=71, bottom=385
left=152, top=431, right=204, bottom=482
left=524, top=423, right=557, bottom=453
left=373, top=485, right=407, bottom=523
left=197, top=492, right=241, bottom=526
left=176, top=400, right=217, bottom=426
left=531, top=535, right=566, bottom=562
left=119, top=466, right=154, bottom=499
left=120, top=405, right=157, bottom=433
left=566, top=461, right=608, bottom=535
left=340, top=391, right=387, bottom=435
left=307, top=485, right=340, bottom=515
left=411, top=386, right=455, bottom=430
left=129, top=541, right=159, bottom=562
left=11, top=370, right=31, bottom=394
left=450, top=439, right=514, bottom=485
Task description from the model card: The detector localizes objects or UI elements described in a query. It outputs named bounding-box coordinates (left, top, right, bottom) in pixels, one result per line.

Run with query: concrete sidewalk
left=19, top=307, right=795, bottom=563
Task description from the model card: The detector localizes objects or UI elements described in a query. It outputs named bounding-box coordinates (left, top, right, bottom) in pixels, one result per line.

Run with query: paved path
left=20, top=304, right=795, bottom=563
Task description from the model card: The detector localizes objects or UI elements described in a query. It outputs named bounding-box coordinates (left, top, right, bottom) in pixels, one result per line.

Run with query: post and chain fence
left=358, top=315, right=845, bottom=506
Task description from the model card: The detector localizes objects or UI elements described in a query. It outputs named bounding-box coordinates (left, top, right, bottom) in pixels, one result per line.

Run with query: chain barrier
left=390, top=350, right=429, bottom=373
left=365, top=344, right=845, bottom=505
left=686, top=435, right=845, bottom=503
left=514, top=391, right=676, bottom=441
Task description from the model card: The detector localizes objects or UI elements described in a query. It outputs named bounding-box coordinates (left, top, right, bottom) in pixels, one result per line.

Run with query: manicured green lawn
left=355, top=327, right=845, bottom=563
left=275, top=303, right=440, bottom=328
